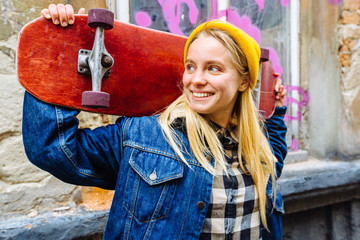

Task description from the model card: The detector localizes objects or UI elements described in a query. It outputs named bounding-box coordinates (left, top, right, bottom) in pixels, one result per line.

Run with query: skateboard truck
left=78, top=8, right=114, bottom=108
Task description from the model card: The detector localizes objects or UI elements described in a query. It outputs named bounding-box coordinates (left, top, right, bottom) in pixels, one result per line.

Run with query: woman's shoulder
left=119, top=115, right=164, bottom=140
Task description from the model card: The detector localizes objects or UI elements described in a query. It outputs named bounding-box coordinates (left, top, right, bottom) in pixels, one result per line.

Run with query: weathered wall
left=300, top=0, right=342, bottom=159
left=301, top=0, right=360, bottom=160
left=337, top=0, right=360, bottom=159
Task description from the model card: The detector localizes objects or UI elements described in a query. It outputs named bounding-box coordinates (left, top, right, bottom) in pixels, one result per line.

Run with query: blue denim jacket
left=22, top=92, right=287, bottom=240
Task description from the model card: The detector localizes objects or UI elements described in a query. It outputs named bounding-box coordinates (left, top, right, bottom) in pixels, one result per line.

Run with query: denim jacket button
left=206, top=155, right=212, bottom=162
left=149, top=171, right=157, bottom=181
left=197, top=201, right=205, bottom=210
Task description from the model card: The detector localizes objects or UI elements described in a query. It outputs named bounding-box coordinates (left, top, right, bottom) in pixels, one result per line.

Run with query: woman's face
left=183, top=35, right=248, bottom=127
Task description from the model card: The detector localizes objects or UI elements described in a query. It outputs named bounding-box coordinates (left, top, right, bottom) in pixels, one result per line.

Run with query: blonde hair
left=158, top=25, right=276, bottom=229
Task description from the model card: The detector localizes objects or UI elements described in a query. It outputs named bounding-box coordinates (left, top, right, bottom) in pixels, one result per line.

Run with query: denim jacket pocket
left=123, top=147, right=184, bottom=223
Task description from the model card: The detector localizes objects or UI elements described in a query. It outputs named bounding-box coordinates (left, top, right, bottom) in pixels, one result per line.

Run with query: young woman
left=23, top=4, right=287, bottom=239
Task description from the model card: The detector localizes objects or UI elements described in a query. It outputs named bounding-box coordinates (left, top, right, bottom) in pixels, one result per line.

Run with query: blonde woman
left=23, top=4, right=287, bottom=240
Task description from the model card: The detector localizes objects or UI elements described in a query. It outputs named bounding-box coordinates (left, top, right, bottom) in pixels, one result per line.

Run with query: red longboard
left=17, top=11, right=276, bottom=118
left=17, top=14, right=186, bottom=116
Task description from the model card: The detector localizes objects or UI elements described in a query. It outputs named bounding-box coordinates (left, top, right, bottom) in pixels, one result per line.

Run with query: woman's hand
left=41, top=4, right=85, bottom=27
left=274, top=76, right=287, bottom=107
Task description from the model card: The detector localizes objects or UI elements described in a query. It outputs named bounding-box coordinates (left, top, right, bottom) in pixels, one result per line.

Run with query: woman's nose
left=191, top=71, right=207, bottom=85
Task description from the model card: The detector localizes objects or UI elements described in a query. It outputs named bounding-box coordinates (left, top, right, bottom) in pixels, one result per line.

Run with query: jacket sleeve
left=22, top=91, right=123, bottom=189
left=264, top=106, right=288, bottom=179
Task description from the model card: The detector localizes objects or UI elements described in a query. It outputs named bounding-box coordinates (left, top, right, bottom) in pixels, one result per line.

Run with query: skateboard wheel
left=88, top=8, right=114, bottom=30
left=260, top=48, right=269, bottom=62
left=82, top=91, right=110, bottom=108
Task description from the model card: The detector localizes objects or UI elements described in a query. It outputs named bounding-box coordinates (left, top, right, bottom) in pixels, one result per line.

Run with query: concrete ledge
left=1, top=159, right=359, bottom=239
left=285, top=150, right=309, bottom=163
left=279, top=159, right=360, bottom=213
left=0, top=210, right=108, bottom=240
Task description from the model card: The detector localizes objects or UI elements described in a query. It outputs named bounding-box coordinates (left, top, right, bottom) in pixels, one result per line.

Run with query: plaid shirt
left=200, top=126, right=261, bottom=240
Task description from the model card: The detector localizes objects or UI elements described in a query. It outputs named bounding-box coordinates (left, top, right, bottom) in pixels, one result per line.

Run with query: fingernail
left=62, top=21, right=68, bottom=27
left=54, top=19, right=59, bottom=25
left=46, top=14, right=51, bottom=19
left=69, top=19, right=74, bottom=25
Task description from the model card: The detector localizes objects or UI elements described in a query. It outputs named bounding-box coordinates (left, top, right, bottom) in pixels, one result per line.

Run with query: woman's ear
left=238, top=80, right=249, bottom=92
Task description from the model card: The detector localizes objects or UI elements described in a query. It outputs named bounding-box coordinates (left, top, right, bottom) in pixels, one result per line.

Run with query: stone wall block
left=1, top=175, right=80, bottom=216
left=0, top=136, right=49, bottom=185
left=343, top=0, right=360, bottom=10
left=342, top=10, right=360, bottom=25
left=0, top=74, right=24, bottom=136
left=340, top=52, right=352, bottom=67
left=0, top=35, right=16, bottom=75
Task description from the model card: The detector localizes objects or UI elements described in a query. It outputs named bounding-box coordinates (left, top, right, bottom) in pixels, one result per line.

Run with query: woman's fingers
left=56, top=4, right=68, bottom=27
left=274, top=78, right=282, bottom=92
left=48, top=4, right=60, bottom=25
left=41, top=8, right=51, bottom=19
left=65, top=4, right=75, bottom=25
left=41, top=4, right=80, bottom=26
left=274, top=78, right=287, bottom=107
left=78, top=8, right=86, bottom=14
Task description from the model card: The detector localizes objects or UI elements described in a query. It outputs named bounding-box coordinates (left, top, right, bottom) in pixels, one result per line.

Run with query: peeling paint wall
left=337, top=0, right=360, bottom=158
left=300, top=0, right=342, bottom=159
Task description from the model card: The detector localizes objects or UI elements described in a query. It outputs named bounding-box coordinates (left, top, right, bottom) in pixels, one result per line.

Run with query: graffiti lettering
left=284, top=86, right=310, bottom=122
left=157, top=0, right=199, bottom=36
left=284, top=86, right=310, bottom=151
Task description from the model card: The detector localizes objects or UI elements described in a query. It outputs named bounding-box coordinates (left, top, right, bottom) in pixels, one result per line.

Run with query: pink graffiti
left=157, top=0, right=199, bottom=36
left=218, top=9, right=283, bottom=77
left=219, top=8, right=261, bottom=42
left=291, top=135, right=299, bottom=151
left=280, top=0, right=291, bottom=6
left=135, top=11, right=152, bottom=27
left=284, top=86, right=310, bottom=122
left=328, top=0, right=342, bottom=6
left=255, top=0, right=265, bottom=11
left=254, top=0, right=290, bottom=11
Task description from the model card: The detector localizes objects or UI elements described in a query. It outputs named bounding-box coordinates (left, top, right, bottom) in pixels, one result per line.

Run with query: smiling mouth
left=192, top=92, right=214, bottom=98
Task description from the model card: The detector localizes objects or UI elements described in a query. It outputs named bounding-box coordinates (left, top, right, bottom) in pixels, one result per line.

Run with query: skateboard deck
left=17, top=15, right=186, bottom=116
left=259, top=61, right=276, bottom=119
left=17, top=14, right=277, bottom=118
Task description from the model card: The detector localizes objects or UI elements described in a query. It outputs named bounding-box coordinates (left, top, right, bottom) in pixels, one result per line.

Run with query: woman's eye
left=186, top=65, right=195, bottom=71
left=209, top=66, right=220, bottom=72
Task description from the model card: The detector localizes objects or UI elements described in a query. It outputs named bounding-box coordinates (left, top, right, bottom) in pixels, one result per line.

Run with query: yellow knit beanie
left=183, top=20, right=260, bottom=89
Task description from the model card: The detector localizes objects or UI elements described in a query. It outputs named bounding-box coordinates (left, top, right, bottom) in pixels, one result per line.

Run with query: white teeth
left=193, top=92, right=212, bottom=98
